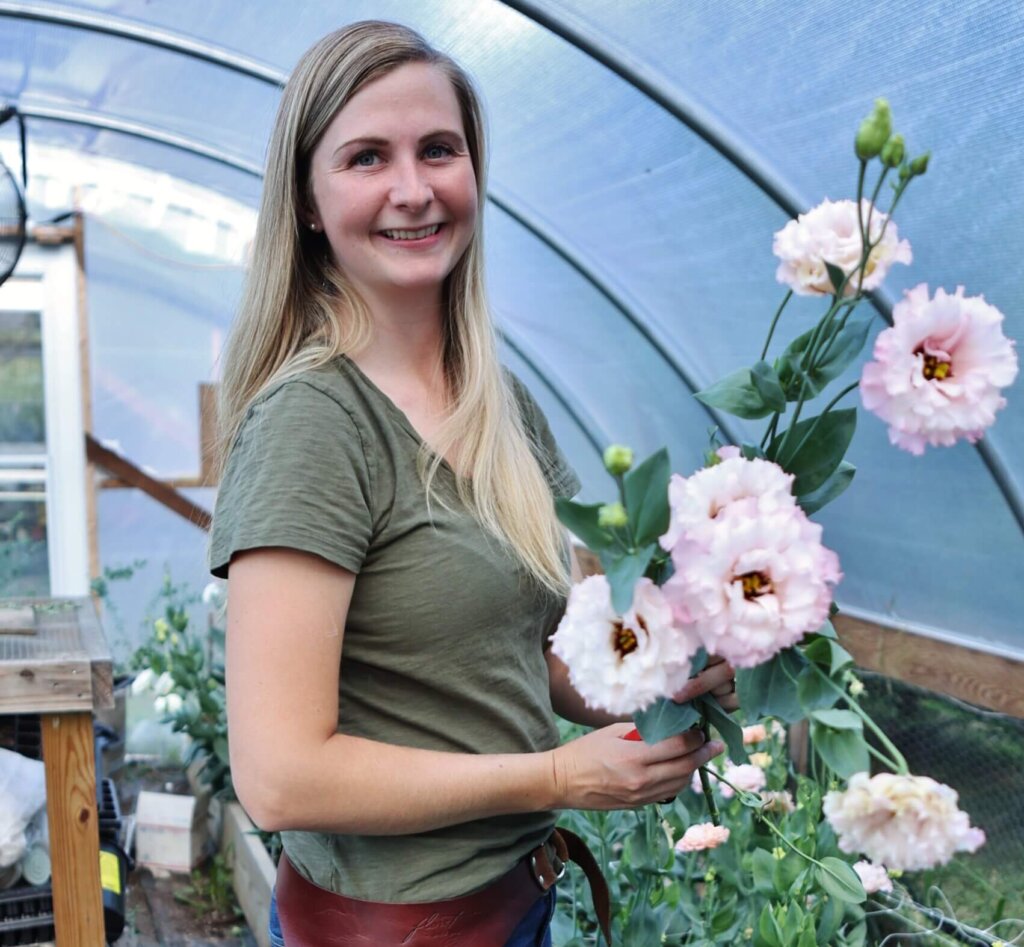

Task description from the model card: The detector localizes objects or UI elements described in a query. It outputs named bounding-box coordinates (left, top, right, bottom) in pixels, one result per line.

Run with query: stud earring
left=309, top=222, right=318, bottom=231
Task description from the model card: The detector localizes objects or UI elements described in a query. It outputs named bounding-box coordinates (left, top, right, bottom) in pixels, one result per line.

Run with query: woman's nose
left=389, top=158, right=433, bottom=211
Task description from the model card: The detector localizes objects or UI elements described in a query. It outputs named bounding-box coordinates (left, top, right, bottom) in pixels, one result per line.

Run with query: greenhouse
left=0, top=1, right=1020, bottom=945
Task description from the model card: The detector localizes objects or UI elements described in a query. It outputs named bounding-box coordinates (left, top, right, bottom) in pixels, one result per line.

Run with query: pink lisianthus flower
left=691, top=764, right=734, bottom=799
left=675, top=823, right=731, bottom=853
left=853, top=860, right=893, bottom=894
left=823, top=772, right=986, bottom=871
left=660, top=456, right=797, bottom=552
left=860, top=284, right=1018, bottom=454
left=773, top=198, right=912, bottom=297
left=662, top=507, right=841, bottom=668
left=742, top=724, right=768, bottom=745
left=549, top=576, right=699, bottom=714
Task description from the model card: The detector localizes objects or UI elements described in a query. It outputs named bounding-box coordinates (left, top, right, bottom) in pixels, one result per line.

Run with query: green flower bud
left=170, top=633, right=180, bottom=647
left=170, top=609, right=188, bottom=632
left=602, top=444, right=634, bottom=475
left=154, top=618, right=169, bottom=642
left=772, top=846, right=786, bottom=860
left=880, top=133, right=905, bottom=168
left=909, top=152, right=930, bottom=176
left=854, top=98, right=892, bottom=160
left=597, top=502, right=629, bottom=529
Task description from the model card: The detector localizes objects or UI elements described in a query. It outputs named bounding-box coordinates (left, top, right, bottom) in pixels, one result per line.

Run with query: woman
left=210, top=20, right=737, bottom=947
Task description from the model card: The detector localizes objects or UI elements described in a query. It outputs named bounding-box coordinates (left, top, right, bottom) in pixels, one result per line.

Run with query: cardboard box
left=134, top=789, right=210, bottom=873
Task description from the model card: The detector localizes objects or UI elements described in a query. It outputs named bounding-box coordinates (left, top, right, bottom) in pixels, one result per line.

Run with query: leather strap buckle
left=529, top=839, right=567, bottom=891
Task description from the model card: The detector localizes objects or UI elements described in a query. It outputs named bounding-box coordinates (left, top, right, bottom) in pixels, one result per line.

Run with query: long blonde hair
left=216, top=20, right=570, bottom=594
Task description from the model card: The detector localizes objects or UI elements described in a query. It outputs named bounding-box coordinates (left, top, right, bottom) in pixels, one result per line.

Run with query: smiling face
left=306, top=61, right=479, bottom=313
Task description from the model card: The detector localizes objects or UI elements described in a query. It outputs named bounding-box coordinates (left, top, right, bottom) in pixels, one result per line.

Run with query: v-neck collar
left=336, top=355, right=461, bottom=479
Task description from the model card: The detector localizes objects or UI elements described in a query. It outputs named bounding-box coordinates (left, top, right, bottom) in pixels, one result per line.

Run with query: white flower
left=663, top=507, right=841, bottom=668
left=761, top=790, right=796, bottom=814
left=154, top=693, right=183, bottom=715
left=661, top=457, right=796, bottom=553
left=202, top=581, right=226, bottom=609
left=773, top=198, right=912, bottom=297
left=549, top=575, right=699, bottom=714
left=823, top=772, right=986, bottom=871
left=853, top=860, right=893, bottom=894
left=130, top=668, right=155, bottom=696
left=154, top=672, right=174, bottom=696
left=860, top=283, right=1018, bottom=454
left=723, top=762, right=767, bottom=794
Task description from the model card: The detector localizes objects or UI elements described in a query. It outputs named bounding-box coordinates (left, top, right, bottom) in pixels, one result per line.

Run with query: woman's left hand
left=670, top=654, right=739, bottom=712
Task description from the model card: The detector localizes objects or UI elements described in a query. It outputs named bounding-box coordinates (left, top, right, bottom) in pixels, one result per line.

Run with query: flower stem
left=698, top=712, right=721, bottom=826
left=809, top=663, right=909, bottom=774
left=777, top=380, right=860, bottom=469
left=760, top=289, right=794, bottom=361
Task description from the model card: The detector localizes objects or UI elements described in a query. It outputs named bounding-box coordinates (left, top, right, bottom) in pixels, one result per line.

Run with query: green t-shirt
left=209, top=355, right=580, bottom=901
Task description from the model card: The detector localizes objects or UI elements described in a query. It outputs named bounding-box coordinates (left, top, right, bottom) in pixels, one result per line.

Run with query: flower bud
left=880, top=133, right=905, bottom=168
left=170, top=633, right=180, bottom=647
left=597, top=502, right=629, bottom=529
left=154, top=618, right=169, bottom=642
left=170, top=610, right=188, bottom=632
left=772, top=846, right=786, bottom=860
left=602, top=444, right=634, bottom=475
left=855, top=98, right=892, bottom=160
left=909, top=152, right=930, bottom=176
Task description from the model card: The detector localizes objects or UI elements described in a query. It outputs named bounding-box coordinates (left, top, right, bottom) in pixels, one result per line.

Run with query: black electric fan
left=0, top=105, right=27, bottom=288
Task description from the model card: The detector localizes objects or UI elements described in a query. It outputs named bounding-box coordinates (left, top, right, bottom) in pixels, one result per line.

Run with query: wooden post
left=40, top=711, right=105, bottom=947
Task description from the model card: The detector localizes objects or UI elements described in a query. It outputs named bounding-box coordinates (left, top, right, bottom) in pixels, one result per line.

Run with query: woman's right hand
left=549, top=722, right=725, bottom=810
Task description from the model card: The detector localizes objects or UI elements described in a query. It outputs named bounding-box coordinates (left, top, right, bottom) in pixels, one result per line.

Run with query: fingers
left=670, top=657, right=736, bottom=704
left=639, top=727, right=708, bottom=763
left=642, top=738, right=725, bottom=802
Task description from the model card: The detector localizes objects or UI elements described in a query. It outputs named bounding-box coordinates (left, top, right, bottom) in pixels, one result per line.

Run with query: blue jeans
left=268, top=887, right=555, bottom=947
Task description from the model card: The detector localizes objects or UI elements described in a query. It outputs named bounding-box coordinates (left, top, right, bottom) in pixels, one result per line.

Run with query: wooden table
left=0, top=597, right=113, bottom=947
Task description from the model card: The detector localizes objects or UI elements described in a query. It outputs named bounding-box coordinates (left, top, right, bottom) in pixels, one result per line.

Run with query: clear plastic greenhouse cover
left=0, top=0, right=1020, bottom=657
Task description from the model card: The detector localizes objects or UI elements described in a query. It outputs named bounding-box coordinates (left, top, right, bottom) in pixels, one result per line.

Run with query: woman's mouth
left=379, top=223, right=443, bottom=241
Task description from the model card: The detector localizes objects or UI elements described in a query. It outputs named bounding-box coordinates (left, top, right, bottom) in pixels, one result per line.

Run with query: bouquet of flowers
left=549, top=100, right=1017, bottom=944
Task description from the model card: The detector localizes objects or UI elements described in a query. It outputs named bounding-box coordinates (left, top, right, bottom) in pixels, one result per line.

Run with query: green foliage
left=173, top=849, right=244, bottom=926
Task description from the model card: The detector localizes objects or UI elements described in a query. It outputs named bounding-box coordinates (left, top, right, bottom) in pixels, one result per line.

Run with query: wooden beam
left=835, top=614, right=1024, bottom=718
left=85, top=434, right=211, bottom=532
left=199, top=382, right=219, bottom=486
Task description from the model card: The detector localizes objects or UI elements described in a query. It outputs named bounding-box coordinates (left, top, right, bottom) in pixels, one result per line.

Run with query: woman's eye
left=424, top=143, right=454, bottom=160
left=351, top=151, right=380, bottom=167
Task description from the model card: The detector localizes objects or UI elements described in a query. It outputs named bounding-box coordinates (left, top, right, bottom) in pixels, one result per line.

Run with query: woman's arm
left=227, top=548, right=724, bottom=836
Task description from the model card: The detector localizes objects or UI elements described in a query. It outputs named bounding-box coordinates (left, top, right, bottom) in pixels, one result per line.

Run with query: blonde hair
left=216, top=20, right=570, bottom=594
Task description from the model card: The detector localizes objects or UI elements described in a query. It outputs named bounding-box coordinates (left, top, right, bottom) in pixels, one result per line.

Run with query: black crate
left=97, top=777, right=122, bottom=846
left=0, top=883, right=54, bottom=947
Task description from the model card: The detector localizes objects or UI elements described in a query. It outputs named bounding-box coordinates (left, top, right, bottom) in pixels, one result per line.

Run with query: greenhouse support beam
left=498, top=0, right=1024, bottom=538
left=0, top=0, right=286, bottom=85
left=16, top=105, right=263, bottom=176
left=502, top=332, right=608, bottom=460
left=489, top=187, right=743, bottom=448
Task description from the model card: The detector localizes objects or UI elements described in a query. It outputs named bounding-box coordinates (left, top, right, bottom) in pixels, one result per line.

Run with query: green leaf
left=623, top=448, right=671, bottom=546
left=735, top=648, right=808, bottom=723
left=741, top=441, right=766, bottom=460
left=796, top=461, right=856, bottom=515
left=695, top=367, right=777, bottom=420
left=770, top=408, right=857, bottom=494
left=810, top=720, right=870, bottom=778
left=698, top=694, right=748, bottom=763
left=815, top=887, right=843, bottom=944
left=599, top=543, right=656, bottom=614
left=797, top=664, right=839, bottom=714
left=634, top=697, right=701, bottom=744
left=554, top=499, right=614, bottom=551
left=815, top=312, right=873, bottom=384
left=751, top=360, right=786, bottom=413
left=824, top=262, right=849, bottom=297
left=797, top=924, right=819, bottom=947
left=810, top=709, right=861, bottom=730
left=815, top=857, right=867, bottom=904
left=757, top=903, right=784, bottom=947
left=750, top=848, right=776, bottom=895
left=802, top=637, right=854, bottom=676
left=213, top=736, right=229, bottom=765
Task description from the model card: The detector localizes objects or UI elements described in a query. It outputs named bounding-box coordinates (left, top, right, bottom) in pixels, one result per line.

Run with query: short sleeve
left=209, top=381, right=374, bottom=578
left=507, top=371, right=582, bottom=500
